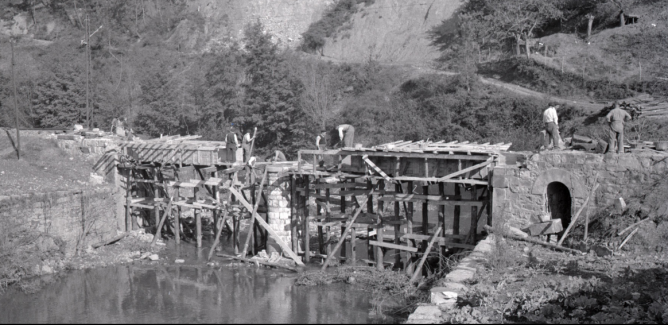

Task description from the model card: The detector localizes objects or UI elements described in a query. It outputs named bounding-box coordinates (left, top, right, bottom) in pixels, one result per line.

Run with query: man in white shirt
left=242, top=127, right=256, bottom=162
left=542, top=105, right=564, bottom=150
left=337, top=124, right=355, bottom=148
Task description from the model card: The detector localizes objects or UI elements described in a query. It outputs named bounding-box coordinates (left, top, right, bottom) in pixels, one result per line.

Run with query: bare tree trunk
left=524, top=33, right=531, bottom=59
left=515, top=33, right=521, bottom=56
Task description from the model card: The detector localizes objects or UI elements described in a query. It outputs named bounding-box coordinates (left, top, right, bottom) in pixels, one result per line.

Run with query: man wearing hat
left=542, top=104, right=564, bottom=150
left=316, top=130, right=327, bottom=151
left=606, top=101, right=632, bottom=154
left=225, top=124, right=240, bottom=163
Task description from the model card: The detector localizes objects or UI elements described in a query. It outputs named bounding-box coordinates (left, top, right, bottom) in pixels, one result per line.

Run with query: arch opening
left=547, top=182, right=572, bottom=231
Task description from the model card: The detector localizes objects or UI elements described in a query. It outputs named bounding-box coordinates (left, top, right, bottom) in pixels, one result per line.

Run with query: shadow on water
left=0, top=241, right=393, bottom=324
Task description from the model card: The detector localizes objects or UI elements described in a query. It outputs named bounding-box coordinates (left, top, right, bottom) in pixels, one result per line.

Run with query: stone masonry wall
left=492, top=151, right=668, bottom=228
left=266, top=167, right=292, bottom=246
left=0, top=188, right=118, bottom=257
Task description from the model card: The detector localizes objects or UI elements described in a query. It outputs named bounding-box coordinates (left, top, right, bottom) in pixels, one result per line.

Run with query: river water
left=0, top=244, right=390, bottom=323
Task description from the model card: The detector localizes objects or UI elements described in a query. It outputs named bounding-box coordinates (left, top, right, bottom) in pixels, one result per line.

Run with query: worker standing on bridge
left=316, top=130, right=327, bottom=151
left=242, top=127, right=256, bottom=162
left=542, top=104, right=564, bottom=150
left=225, top=124, right=240, bottom=163
left=270, top=150, right=287, bottom=162
left=606, top=101, right=632, bottom=154
left=336, top=124, right=355, bottom=148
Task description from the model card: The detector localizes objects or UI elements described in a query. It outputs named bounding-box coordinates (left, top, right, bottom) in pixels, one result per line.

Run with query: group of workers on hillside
left=542, top=101, right=631, bottom=154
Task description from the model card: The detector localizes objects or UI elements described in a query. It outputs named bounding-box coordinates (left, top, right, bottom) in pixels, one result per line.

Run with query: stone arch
left=530, top=168, right=586, bottom=198
left=547, top=182, right=572, bottom=229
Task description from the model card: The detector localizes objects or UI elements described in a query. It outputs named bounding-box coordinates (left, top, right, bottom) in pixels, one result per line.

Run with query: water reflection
left=0, top=264, right=376, bottom=323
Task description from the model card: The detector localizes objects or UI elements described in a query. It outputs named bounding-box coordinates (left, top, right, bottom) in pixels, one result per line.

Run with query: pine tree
left=238, top=22, right=305, bottom=156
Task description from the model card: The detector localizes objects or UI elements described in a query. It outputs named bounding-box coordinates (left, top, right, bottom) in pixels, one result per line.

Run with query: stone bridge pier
left=265, top=166, right=292, bottom=246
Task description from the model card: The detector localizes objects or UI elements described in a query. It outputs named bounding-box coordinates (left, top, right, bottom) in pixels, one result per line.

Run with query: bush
left=300, top=0, right=375, bottom=53
left=479, top=58, right=637, bottom=101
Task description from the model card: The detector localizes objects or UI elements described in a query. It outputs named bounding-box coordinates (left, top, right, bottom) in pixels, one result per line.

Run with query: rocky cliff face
left=183, top=0, right=334, bottom=51
left=321, top=0, right=461, bottom=65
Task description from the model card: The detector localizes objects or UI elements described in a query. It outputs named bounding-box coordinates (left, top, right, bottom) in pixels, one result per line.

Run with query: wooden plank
left=339, top=189, right=374, bottom=196
left=392, top=176, right=488, bottom=185
left=369, top=240, right=418, bottom=252
left=438, top=158, right=493, bottom=181
left=312, top=182, right=367, bottom=189
left=127, top=203, right=155, bottom=209
left=402, top=233, right=467, bottom=241
left=430, top=199, right=485, bottom=207
left=524, top=219, right=563, bottom=236
left=229, top=187, right=304, bottom=266
left=410, top=225, right=442, bottom=283
left=339, top=151, right=492, bottom=160
left=241, top=169, right=268, bottom=258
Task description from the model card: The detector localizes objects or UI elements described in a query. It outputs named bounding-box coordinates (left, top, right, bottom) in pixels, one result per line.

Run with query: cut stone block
left=430, top=288, right=457, bottom=309
left=523, top=219, right=563, bottom=236
left=615, top=197, right=627, bottom=212
left=405, top=305, right=442, bottom=324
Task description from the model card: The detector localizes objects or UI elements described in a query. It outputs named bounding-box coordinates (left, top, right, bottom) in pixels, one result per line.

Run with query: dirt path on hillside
left=306, top=53, right=606, bottom=113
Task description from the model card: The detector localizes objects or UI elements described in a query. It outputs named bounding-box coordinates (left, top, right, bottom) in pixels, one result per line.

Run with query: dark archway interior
left=547, top=182, right=572, bottom=230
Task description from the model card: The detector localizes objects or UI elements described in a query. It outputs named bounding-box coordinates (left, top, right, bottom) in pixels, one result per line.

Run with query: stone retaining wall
left=266, top=167, right=292, bottom=245
left=492, top=151, right=668, bottom=228
left=0, top=188, right=118, bottom=257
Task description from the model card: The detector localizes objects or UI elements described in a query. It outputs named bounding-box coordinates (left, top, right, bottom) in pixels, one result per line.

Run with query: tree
left=491, top=0, right=563, bottom=59
left=237, top=22, right=306, bottom=156
left=199, top=47, right=244, bottom=139
left=295, top=58, right=342, bottom=131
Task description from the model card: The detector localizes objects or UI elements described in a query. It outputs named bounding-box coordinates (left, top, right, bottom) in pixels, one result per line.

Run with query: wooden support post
left=194, top=184, right=202, bottom=248
left=195, top=208, right=202, bottom=248
left=438, top=182, right=446, bottom=270
left=240, top=169, right=268, bottom=259
left=470, top=186, right=478, bottom=244
left=207, top=211, right=230, bottom=261
left=410, top=224, right=442, bottom=283
left=131, top=170, right=139, bottom=231
left=340, top=179, right=347, bottom=259
left=422, top=185, right=429, bottom=239
left=125, top=168, right=132, bottom=232
left=251, top=184, right=257, bottom=255
left=304, top=176, right=311, bottom=263
left=290, top=175, right=297, bottom=253
left=321, top=190, right=374, bottom=271
left=213, top=170, right=219, bottom=250
left=558, top=183, right=599, bottom=246
left=316, top=179, right=324, bottom=255
left=154, top=168, right=160, bottom=227
left=175, top=187, right=181, bottom=245
left=151, top=181, right=173, bottom=247
left=350, top=226, right=356, bottom=266
left=405, top=181, right=414, bottom=273
left=394, top=183, right=401, bottom=267
left=376, top=180, right=385, bottom=270
left=325, top=187, right=332, bottom=255
left=367, top=179, right=374, bottom=261
left=453, top=183, right=461, bottom=240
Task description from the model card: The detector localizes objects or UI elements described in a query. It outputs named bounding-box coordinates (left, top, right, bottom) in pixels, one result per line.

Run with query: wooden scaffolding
left=288, top=140, right=511, bottom=274
left=108, top=135, right=304, bottom=266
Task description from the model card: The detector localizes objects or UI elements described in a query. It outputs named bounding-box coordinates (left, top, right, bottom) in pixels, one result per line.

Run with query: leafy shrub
left=300, top=0, right=375, bottom=53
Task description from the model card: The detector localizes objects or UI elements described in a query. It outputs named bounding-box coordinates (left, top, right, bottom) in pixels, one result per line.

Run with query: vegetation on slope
left=299, top=0, right=375, bottom=54
left=429, top=0, right=668, bottom=103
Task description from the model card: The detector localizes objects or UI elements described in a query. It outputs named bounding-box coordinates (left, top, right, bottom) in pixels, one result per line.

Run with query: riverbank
left=0, top=229, right=164, bottom=294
